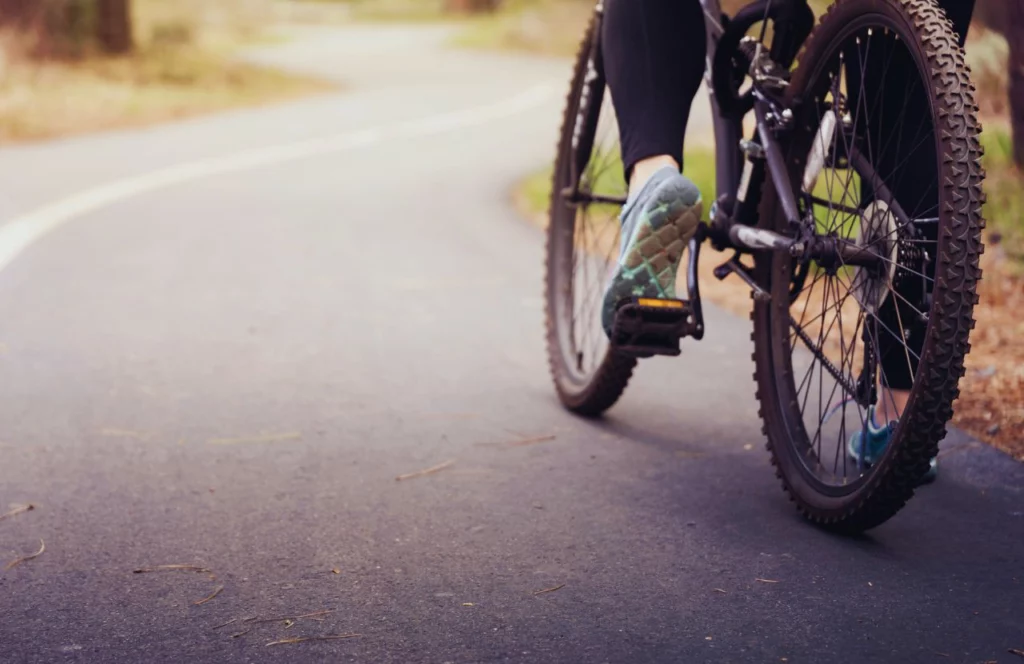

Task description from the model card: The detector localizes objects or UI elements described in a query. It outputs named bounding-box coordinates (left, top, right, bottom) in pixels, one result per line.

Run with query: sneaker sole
left=602, top=198, right=702, bottom=335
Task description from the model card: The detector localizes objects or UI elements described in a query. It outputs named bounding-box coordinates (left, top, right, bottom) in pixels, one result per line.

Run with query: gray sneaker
left=601, top=167, right=703, bottom=337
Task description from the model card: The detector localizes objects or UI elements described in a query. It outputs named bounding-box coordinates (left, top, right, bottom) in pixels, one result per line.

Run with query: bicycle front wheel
left=545, top=13, right=636, bottom=416
left=752, top=0, right=985, bottom=532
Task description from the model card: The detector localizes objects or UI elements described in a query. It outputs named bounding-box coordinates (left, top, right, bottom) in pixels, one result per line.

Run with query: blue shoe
left=848, top=406, right=938, bottom=485
left=601, top=167, right=703, bottom=337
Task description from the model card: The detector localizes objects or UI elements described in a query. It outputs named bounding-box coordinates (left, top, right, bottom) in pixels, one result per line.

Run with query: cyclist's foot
left=601, top=167, right=702, bottom=337
left=848, top=406, right=938, bottom=485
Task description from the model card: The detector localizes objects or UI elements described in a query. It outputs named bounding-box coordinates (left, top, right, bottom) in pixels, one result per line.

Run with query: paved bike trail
left=0, top=24, right=1020, bottom=664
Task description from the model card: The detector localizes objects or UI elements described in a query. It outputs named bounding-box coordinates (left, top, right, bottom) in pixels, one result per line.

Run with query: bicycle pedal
left=610, top=298, right=697, bottom=358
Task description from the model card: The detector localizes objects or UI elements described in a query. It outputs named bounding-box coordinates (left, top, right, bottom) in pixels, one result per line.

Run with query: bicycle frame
left=577, top=0, right=896, bottom=338
left=698, top=0, right=741, bottom=213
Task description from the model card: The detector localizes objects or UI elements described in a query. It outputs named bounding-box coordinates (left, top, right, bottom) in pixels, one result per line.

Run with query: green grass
left=810, top=169, right=861, bottom=239
left=448, top=0, right=591, bottom=57
left=980, top=128, right=1024, bottom=265
left=518, top=147, right=719, bottom=222
left=520, top=166, right=553, bottom=217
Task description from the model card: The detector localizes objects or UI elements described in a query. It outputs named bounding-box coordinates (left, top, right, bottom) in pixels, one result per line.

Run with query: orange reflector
left=637, top=298, right=684, bottom=309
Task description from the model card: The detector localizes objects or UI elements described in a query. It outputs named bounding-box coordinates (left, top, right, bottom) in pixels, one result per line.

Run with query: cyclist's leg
left=597, top=0, right=708, bottom=334
left=602, top=0, right=705, bottom=187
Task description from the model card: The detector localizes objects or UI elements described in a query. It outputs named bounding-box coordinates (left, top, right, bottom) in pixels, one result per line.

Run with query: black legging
left=604, top=0, right=975, bottom=176
left=604, top=0, right=976, bottom=390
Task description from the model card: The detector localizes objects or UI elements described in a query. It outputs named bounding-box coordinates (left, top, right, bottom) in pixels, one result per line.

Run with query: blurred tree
left=976, top=0, right=1024, bottom=166
left=96, top=0, right=132, bottom=54
left=0, top=0, right=90, bottom=57
left=1001, top=4, right=1024, bottom=168
left=0, top=0, right=43, bottom=30
left=0, top=0, right=132, bottom=56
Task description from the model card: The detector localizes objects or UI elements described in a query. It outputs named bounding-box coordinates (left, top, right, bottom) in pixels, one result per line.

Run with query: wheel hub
left=852, top=200, right=898, bottom=314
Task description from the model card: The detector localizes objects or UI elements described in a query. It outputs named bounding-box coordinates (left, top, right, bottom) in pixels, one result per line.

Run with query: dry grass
left=450, top=0, right=591, bottom=57
left=0, top=48, right=331, bottom=144
left=343, top=0, right=449, bottom=22
left=966, top=26, right=1010, bottom=120
left=953, top=246, right=1024, bottom=460
left=0, top=0, right=333, bottom=144
left=133, top=0, right=277, bottom=48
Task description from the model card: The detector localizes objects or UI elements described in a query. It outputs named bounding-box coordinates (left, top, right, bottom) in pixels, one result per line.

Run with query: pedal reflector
left=637, top=298, right=685, bottom=310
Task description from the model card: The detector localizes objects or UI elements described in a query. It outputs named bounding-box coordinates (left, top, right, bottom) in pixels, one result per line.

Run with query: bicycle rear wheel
left=752, top=0, right=984, bottom=531
left=544, top=14, right=637, bottom=416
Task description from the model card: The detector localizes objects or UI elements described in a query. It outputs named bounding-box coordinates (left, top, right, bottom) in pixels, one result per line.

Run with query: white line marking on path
left=0, top=83, right=558, bottom=273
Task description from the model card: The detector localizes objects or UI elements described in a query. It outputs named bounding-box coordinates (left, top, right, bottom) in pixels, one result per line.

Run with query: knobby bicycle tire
left=545, top=13, right=637, bottom=416
left=752, top=0, right=984, bottom=532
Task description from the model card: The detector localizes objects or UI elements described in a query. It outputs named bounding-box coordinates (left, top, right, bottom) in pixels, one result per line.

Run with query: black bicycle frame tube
left=699, top=0, right=743, bottom=207
left=754, top=100, right=801, bottom=225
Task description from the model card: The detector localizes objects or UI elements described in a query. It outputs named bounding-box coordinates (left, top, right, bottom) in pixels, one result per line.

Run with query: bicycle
left=543, top=0, right=985, bottom=532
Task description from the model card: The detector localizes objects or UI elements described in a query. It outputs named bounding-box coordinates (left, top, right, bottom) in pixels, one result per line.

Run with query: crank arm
left=713, top=254, right=771, bottom=302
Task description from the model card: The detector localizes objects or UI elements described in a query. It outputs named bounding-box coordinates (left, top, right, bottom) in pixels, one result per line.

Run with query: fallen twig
left=395, top=459, right=455, bottom=482
left=532, top=584, right=566, bottom=596
left=231, top=630, right=251, bottom=639
left=755, top=578, right=779, bottom=584
left=0, top=504, right=34, bottom=523
left=5, top=539, right=45, bottom=570
left=266, top=634, right=361, bottom=647
left=134, top=564, right=213, bottom=574
left=213, top=618, right=239, bottom=630
left=1009, top=648, right=1024, bottom=658
left=713, top=588, right=727, bottom=594
left=194, top=585, right=224, bottom=606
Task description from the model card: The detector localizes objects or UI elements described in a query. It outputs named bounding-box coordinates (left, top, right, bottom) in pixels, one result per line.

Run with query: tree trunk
left=96, top=0, right=131, bottom=54
left=1007, top=2, right=1024, bottom=168
left=0, top=0, right=83, bottom=58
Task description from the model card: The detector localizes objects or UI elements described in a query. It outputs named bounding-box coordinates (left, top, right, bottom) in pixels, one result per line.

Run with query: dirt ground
left=952, top=247, right=1024, bottom=460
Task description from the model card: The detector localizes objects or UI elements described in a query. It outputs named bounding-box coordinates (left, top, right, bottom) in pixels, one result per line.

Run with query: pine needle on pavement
left=248, top=609, right=334, bottom=624
left=266, top=634, right=361, bottom=646
left=194, top=585, right=225, bottom=606
left=133, top=564, right=213, bottom=574
left=532, top=584, right=565, bottom=595
left=395, top=459, right=455, bottom=482
left=0, top=504, right=34, bottom=523
left=5, top=539, right=45, bottom=570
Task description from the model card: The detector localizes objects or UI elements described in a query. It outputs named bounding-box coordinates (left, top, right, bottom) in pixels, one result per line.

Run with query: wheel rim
left=770, top=16, right=942, bottom=492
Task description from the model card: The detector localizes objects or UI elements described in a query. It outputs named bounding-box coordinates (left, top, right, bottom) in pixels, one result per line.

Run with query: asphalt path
left=0, top=24, right=1021, bottom=664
